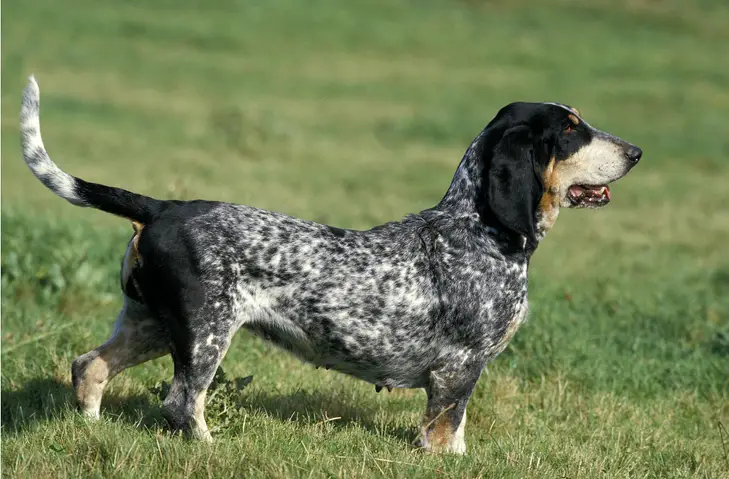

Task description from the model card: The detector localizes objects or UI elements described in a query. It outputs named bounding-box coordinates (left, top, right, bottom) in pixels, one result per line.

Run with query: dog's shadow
left=238, top=388, right=418, bottom=444
left=1, top=377, right=167, bottom=436
left=2, top=377, right=418, bottom=445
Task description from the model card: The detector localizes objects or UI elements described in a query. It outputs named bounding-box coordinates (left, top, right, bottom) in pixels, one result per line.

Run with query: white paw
left=80, top=408, right=101, bottom=420
left=194, top=426, right=213, bottom=442
left=446, top=437, right=466, bottom=455
left=419, top=433, right=467, bottom=455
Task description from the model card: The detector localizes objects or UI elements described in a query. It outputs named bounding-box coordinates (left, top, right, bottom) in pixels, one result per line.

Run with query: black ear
left=487, top=125, right=543, bottom=247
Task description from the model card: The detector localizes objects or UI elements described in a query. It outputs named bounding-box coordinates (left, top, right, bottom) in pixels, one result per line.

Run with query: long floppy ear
left=487, top=125, right=543, bottom=247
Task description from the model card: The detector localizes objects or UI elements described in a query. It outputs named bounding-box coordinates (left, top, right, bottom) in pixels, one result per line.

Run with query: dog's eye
left=564, top=124, right=574, bottom=133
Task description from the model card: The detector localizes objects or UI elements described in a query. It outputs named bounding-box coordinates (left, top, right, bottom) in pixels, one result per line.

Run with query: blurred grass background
left=2, top=0, right=728, bottom=477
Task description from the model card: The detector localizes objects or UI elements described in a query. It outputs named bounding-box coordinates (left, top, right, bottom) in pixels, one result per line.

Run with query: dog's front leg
left=419, top=361, right=483, bottom=454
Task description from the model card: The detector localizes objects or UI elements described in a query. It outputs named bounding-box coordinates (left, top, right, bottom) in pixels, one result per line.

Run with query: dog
left=20, top=76, right=641, bottom=453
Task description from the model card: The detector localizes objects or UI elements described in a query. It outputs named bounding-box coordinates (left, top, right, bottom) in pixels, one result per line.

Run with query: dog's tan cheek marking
left=539, top=159, right=559, bottom=212
left=536, top=157, right=561, bottom=238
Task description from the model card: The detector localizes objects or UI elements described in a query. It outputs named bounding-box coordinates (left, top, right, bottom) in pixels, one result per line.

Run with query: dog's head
left=469, top=102, right=641, bottom=247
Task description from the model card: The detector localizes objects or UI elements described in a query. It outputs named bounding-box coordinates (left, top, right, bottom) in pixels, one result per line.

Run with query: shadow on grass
left=2, top=376, right=417, bottom=446
left=1, top=377, right=167, bottom=436
left=239, top=388, right=418, bottom=445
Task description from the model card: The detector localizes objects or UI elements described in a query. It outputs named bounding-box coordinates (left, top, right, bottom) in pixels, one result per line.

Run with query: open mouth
left=567, top=184, right=611, bottom=207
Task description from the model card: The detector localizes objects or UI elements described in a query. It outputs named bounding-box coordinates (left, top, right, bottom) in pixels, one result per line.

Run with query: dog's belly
left=233, top=284, right=438, bottom=389
left=242, top=318, right=433, bottom=388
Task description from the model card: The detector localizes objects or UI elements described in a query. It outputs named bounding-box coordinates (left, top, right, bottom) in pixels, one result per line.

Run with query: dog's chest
left=496, top=261, right=529, bottom=343
left=489, top=292, right=529, bottom=357
left=449, top=251, right=530, bottom=356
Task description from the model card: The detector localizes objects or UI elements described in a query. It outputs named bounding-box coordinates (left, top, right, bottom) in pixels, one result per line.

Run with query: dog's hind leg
left=71, top=297, right=170, bottom=419
left=161, top=312, right=235, bottom=442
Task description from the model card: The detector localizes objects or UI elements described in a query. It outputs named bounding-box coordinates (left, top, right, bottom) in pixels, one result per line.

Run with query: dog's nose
left=625, top=145, right=642, bottom=163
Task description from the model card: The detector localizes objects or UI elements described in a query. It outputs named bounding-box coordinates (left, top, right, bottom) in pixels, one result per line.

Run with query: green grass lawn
left=2, top=0, right=729, bottom=477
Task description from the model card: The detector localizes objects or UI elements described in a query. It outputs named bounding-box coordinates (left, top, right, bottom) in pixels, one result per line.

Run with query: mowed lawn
left=2, top=0, right=729, bottom=477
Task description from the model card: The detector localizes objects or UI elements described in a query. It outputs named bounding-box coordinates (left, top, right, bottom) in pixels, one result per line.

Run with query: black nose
left=626, top=145, right=642, bottom=163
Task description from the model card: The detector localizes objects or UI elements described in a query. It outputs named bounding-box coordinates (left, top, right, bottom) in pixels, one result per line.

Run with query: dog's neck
left=434, top=135, right=517, bottom=234
left=436, top=139, right=485, bottom=218
left=435, top=135, right=559, bottom=250
left=534, top=157, right=561, bottom=242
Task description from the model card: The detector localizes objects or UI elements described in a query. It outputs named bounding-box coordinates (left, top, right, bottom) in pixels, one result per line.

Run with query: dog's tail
left=20, top=76, right=166, bottom=224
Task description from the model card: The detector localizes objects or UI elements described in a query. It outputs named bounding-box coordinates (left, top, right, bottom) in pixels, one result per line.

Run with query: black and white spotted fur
left=19, top=77, right=641, bottom=453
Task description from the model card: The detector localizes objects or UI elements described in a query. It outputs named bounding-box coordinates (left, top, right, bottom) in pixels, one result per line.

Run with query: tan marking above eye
left=571, top=107, right=581, bottom=116
left=568, top=114, right=580, bottom=126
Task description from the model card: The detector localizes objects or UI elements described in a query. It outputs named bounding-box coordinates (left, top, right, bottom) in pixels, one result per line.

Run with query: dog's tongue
left=569, top=185, right=610, bottom=200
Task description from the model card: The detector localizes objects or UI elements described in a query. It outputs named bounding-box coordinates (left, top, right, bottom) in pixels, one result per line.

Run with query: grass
left=2, top=0, right=729, bottom=476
